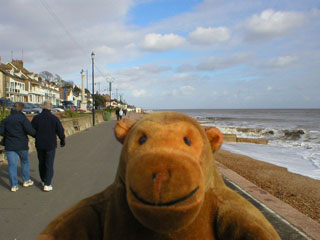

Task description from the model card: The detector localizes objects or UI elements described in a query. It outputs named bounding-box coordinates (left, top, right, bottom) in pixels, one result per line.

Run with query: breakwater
left=223, top=134, right=268, bottom=144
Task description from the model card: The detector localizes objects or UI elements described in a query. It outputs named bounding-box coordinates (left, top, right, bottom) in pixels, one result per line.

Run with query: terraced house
left=0, top=57, right=60, bottom=105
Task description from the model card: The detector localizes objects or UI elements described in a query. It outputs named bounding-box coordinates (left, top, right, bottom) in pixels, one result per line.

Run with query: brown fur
left=37, top=112, right=281, bottom=240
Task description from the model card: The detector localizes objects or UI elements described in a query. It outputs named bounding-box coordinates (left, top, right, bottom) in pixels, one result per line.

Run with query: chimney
left=12, top=59, right=23, bottom=69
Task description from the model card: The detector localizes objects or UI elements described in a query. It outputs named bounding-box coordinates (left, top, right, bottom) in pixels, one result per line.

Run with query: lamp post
left=109, top=81, right=112, bottom=109
left=91, top=51, right=95, bottom=126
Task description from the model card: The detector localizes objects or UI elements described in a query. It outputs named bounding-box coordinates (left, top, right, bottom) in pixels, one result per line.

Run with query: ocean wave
left=201, top=121, right=320, bottom=152
left=222, top=142, right=320, bottom=180
left=202, top=124, right=308, bottom=140
left=184, top=109, right=320, bottom=180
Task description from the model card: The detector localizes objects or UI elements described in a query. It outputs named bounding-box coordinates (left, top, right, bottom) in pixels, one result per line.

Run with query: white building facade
left=0, top=59, right=61, bottom=105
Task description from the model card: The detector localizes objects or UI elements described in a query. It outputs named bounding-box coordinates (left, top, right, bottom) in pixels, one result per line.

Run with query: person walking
left=31, top=101, right=65, bottom=192
left=0, top=102, right=36, bottom=192
left=119, top=108, right=124, bottom=120
left=115, top=107, right=120, bottom=121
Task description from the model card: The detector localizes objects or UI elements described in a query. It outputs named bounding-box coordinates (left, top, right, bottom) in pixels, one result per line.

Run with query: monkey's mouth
left=129, top=186, right=199, bottom=207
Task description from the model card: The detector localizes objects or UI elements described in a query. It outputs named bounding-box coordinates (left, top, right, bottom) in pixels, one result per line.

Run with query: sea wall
left=0, top=112, right=116, bottom=164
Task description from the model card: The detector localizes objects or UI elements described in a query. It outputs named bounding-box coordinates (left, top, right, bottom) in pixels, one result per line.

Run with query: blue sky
left=128, top=0, right=203, bottom=26
left=0, top=0, right=319, bottom=109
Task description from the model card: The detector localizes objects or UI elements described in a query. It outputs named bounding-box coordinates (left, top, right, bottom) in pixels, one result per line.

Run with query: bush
left=0, top=106, right=9, bottom=122
left=62, top=110, right=80, bottom=118
left=105, top=106, right=113, bottom=112
left=94, top=109, right=105, bottom=113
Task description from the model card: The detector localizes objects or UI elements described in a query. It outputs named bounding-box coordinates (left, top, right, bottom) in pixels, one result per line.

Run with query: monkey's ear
left=114, top=119, right=136, bottom=144
left=204, top=127, right=223, bottom=152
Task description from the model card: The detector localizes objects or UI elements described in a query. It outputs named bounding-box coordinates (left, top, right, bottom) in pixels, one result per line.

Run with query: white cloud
left=259, top=55, right=299, bottom=68
left=140, top=33, right=186, bottom=52
left=177, top=64, right=197, bottom=72
left=189, top=27, right=230, bottom=45
left=95, top=45, right=116, bottom=56
left=44, top=0, right=134, bottom=26
left=117, top=64, right=170, bottom=77
left=0, top=1, right=141, bottom=75
left=311, top=8, right=320, bottom=17
left=244, top=9, right=307, bottom=40
left=180, top=85, right=195, bottom=95
left=223, top=90, right=229, bottom=96
left=172, top=89, right=179, bottom=97
left=165, top=73, right=198, bottom=82
left=177, top=53, right=251, bottom=72
left=1, top=1, right=319, bottom=109
left=132, top=89, right=147, bottom=97
left=140, top=64, right=171, bottom=73
left=271, top=56, right=298, bottom=67
left=245, top=95, right=253, bottom=101
left=170, top=85, right=195, bottom=97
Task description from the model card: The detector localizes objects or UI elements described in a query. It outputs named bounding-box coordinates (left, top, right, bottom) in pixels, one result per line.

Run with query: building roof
left=11, top=60, right=33, bottom=75
left=0, top=59, right=79, bottom=96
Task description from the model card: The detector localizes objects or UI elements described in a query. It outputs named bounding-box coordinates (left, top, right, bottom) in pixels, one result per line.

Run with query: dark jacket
left=0, top=110, right=36, bottom=151
left=31, top=109, right=65, bottom=150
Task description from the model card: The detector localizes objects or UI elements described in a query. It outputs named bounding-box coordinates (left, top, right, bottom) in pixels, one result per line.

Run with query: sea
left=151, top=109, right=320, bottom=181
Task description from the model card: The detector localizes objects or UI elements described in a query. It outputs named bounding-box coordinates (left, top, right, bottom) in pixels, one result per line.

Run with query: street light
left=91, top=51, right=95, bottom=126
left=109, top=81, right=112, bottom=109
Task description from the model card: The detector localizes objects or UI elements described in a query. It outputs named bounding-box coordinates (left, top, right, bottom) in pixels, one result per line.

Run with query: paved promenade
left=0, top=120, right=318, bottom=239
left=0, top=120, right=121, bottom=240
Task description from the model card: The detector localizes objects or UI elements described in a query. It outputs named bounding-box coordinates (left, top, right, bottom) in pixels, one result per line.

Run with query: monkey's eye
left=139, top=135, right=147, bottom=145
left=184, top=136, right=191, bottom=146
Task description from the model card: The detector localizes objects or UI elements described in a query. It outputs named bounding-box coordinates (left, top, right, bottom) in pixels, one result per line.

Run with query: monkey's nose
left=152, top=170, right=171, bottom=203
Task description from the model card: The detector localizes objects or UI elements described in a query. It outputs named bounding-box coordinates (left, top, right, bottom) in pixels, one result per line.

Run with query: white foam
left=222, top=142, right=320, bottom=180
left=196, top=111, right=320, bottom=180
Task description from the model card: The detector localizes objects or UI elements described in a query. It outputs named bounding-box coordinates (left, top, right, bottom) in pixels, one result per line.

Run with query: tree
left=39, top=71, right=54, bottom=81
left=62, top=81, right=73, bottom=88
left=53, top=74, right=64, bottom=87
left=93, top=94, right=106, bottom=109
left=54, top=74, right=62, bottom=82
left=73, top=86, right=81, bottom=96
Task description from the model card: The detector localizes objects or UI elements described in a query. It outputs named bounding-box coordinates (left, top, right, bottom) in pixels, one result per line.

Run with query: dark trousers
left=37, top=149, right=56, bottom=186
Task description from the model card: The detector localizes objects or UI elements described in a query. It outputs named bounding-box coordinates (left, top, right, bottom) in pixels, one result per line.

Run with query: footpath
left=0, top=120, right=121, bottom=240
left=0, top=117, right=319, bottom=240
